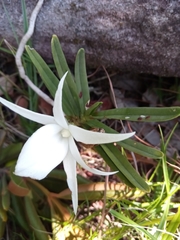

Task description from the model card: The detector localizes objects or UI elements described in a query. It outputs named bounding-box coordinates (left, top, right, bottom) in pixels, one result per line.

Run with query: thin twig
left=102, top=65, right=138, bottom=171
left=102, top=66, right=118, bottom=107
left=14, top=0, right=54, bottom=106
left=0, top=71, right=22, bottom=93
left=102, top=65, right=126, bottom=131
left=4, top=122, right=29, bottom=139
left=98, top=165, right=109, bottom=240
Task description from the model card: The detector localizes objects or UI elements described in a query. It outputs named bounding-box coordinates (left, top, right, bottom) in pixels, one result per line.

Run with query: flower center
left=61, top=129, right=71, bottom=138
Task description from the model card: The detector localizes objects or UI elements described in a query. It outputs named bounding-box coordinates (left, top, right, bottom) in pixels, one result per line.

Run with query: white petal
left=69, top=124, right=135, bottom=144
left=53, top=72, right=68, bottom=128
left=69, top=137, right=117, bottom=176
left=0, top=97, right=55, bottom=125
left=63, top=151, right=78, bottom=214
left=14, top=124, right=68, bottom=180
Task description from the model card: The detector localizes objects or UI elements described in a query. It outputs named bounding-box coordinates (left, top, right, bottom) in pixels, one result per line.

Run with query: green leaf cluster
left=1, top=34, right=180, bottom=240
left=24, top=35, right=180, bottom=194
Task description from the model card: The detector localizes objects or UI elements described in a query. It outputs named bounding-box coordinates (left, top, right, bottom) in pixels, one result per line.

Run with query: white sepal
left=53, top=72, right=68, bottom=128
left=0, top=97, right=55, bottom=125
left=69, top=124, right=135, bottom=144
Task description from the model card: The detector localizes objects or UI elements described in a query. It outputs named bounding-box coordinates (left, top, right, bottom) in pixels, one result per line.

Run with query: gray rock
left=1, top=0, right=180, bottom=76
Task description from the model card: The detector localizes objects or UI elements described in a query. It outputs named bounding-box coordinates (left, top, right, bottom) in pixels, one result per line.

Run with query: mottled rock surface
left=1, top=0, right=180, bottom=76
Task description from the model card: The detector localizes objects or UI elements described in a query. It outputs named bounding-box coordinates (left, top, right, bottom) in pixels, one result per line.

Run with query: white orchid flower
left=0, top=72, right=135, bottom=214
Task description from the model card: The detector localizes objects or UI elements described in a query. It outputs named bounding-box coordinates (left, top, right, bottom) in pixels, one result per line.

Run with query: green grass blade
left=110, top=209, right=156, bottom=240
left=163, top=206, right=180, bottom=240
left=1, top=0, right=19, bottom=44
left=21, top=0, right=29, bottom=34
left=163, top=122, right=178, bottom=151
left=154, top=197, right=171, bottom=239
left=75, top=48, right=90, bottom=113
left=93, top=107, right=180, bottom=122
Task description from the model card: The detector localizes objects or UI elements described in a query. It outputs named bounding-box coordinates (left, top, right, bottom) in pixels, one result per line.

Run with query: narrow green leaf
left=85, top=119, right=163, bottom=159
left=0, top=217, right=6, bottom=238
left=85, top=102, right=103, bottom=116
left=26, top=41, right=80, bottom=116
left=0, top=130, right=6, bottom=148
left=0, top=179, right=7, bottom=222
left=11, top=195, right=30, bottom=231
left=94, top=145, right=134, bottom=187
left=1, top=175, right=10, bottom=211
left=0, top=143, right=22, bottom=166
left=61, top=97, right=71, bottom=115
left=51, top=35, right=73, bottom=78
left=0, top=203, right=7, bottom=222
left=75, top=48, right=90, bottom=113
left=51, top=35, right=81, bottom=117
left=62, top=80, right=81, bottom=116
left=119, top=138, right=163, bottom=159
left=25, top=46, right=59, bottom=97
left=93, top=107, right=180, bottom=122
left=24, top=196, right=49, bottom=240
left=101, top=144, right=150, bottom=192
